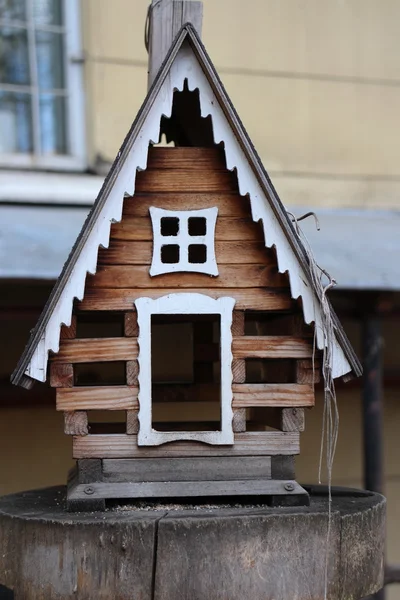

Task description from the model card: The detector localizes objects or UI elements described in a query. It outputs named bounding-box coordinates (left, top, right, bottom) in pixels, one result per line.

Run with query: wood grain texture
left=281, top=408, right=305, bottom=432
left=232, top=408, right=246, bottom=432
left=135, top=169, right=238, bottom=193
left=146, top=147, right=225, bottom=170
left=51, top=338, right=138, bottom=363
left=98, top=240, right=270, bottom=266
left=49, top=363, right=73, bottom=388
left=126, top=360, right=139, bottom=385
left=111, top=217, right=264, bottom=242
left=57, top=386, right=138, bottom=411
left=64, top=411, right=88, bottom=436
left=102, top=456, right=271, bottom=483
left=123, top=192, right=251, bottom=218
left=60, top=315, right=76, bottom=339
left=73, top=432, right=300, bottom=458
left=87, top=264, right=285, bottom=289
left=296, top=359, right=321, bottom=384
left=232, top=384, right=314, bottom=407
left=232, top=336, right=313, bottom=359
left=124, top=312, right=138, bottom=336
left=232, top=358, right=246, bottom=383
left=68, top=479, right=306, bottom=500
left=231, top=310, right=245, bottom=336
left=78, top=288, right=293, bottom=312
left=126, top=410, right=139, bottom=434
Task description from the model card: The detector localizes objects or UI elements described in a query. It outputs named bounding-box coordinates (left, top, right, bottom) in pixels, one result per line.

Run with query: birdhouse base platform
left=0, top=485, right=385, bottom=600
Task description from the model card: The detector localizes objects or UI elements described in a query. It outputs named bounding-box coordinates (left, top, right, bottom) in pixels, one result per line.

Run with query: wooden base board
left=66, top=457, right=308, bottom=511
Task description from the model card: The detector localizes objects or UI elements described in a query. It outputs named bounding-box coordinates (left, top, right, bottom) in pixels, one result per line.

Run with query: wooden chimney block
left=64, top=411, right=88, bottom=436
left=281, top=408, right=305, bottom=432
left=60, top=315, right=77, bottom=339
left=50, top=363, right=74, bottom=388
left=232, top=408, right=246, bottom=432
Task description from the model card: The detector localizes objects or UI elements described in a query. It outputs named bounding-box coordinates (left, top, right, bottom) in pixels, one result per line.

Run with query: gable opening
left=151, top=313, right=221, bottom=432
left=159, top=79, right=215, bottom=147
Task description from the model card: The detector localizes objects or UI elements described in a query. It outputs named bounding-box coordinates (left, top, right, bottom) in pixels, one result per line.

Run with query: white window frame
left=0, top=0, right=86, bottom=171
left=149, top=207, right=218, bottom=276
left=135, top=293, right=235, bottom=446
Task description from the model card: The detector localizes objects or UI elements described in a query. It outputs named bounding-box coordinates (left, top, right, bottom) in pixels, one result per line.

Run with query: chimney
left=147, top=0, right=203, bottom=89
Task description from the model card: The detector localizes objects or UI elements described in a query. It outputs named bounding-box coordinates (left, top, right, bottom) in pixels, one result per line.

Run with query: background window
left=0, top=0, right=85, bottom=168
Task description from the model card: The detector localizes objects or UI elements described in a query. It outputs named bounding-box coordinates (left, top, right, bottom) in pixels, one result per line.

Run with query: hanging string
left=287, top=209, right=339, bottom=600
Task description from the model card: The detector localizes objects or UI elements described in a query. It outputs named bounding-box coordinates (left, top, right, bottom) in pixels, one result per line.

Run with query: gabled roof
left=12, top=24, right=362, bottom=388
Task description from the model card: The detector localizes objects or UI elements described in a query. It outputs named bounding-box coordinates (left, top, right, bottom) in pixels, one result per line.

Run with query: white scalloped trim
left=25, top=40, right=351, bottom=382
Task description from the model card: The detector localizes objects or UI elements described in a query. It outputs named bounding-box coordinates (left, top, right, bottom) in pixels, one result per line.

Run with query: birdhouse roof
left=12, top=24, right=362, bottom=389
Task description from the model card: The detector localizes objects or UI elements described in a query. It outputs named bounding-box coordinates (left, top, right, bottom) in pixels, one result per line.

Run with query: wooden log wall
left=49, top=146, right=321, bottom=458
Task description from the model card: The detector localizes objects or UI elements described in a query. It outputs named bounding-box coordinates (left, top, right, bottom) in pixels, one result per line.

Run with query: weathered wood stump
left=0, top=485, right=385, bottom=600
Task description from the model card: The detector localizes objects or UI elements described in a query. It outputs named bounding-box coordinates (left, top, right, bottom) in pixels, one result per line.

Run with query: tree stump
left=0, top=485, right=385, bottom=600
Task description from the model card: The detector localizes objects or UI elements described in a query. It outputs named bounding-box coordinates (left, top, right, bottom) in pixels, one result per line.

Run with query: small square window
left=149, top=207, right=218, bottom=276
left=188, top=217, right=207, bottom=236
left=188, top=244, right=207, bottom=264
left=161, top=244, right=180, bottom=264
left=161, top=217, right=179, bottom=236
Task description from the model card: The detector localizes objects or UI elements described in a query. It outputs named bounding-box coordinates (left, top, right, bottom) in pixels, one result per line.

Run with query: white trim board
left=135, top=293, right=235, bottom=446
left=18, top=36, right=353, bottom=385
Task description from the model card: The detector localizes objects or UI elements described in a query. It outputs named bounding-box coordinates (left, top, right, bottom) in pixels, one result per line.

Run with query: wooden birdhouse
left=12, top=20, right=361, bottom=511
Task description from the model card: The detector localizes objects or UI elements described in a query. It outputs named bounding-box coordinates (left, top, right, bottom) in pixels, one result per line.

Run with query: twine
left=287, top=210, right=339, bottom=600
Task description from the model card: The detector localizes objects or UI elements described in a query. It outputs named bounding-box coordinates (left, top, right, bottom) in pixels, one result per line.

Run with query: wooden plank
left=102, top=457, right=271, bottom=482
left=73, top=432, right=300, bottom=458
left=126, top=360, right=139, bottom=386
left=78, top=288, right=293, bottom=312
left=98, top=240, right=269, bottom=266
left=231, top=310, right=245, bottom=336
left=135, top=169, right=238, bottom=193
left=146, top=147, right=225, bottom=170
left=68, top=478, right=307, bottom=500
left=296, top=359, right=321, bottom=384
left=271, top=456, right=296, bottom=480
left=51, top=338, right=138, bottom=363
left=111, top=217, right=264, bottom=242
left=60, top=315, right=76, bottom=339
left=232, top=358, right=246, bottom=383
left=123, top=193, right=251, bottom=218
left=232, top=408, right=246, bottom=433
left=281, top=407, right=305, bottom=432
left=127, top=410, right=139, bottom=434
left=124, top=312, right=138, bottom=336
left=64, top=411, right=88, bottom=435
left=57, top=386, right=138, bottom=411
left=76, top=458, right=103, bottom=483
left=50, top=363, right=73, bottom=388
left=87, top=264, right=286, bottom=289
left=232, top=336, right=313, bottom=359
left=232, top=384, right=314, bottom=408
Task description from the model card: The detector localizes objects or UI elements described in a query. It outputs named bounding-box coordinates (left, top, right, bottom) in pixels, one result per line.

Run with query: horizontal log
left=73, top=432, right=300, bottom=458
left=232, top=384, right=314, bottom=407
left=232, top=336, right=313, bottom=359
left=146, top=147, right=226, bottom=170
left=78, top=288, right=293, bottom=311
left=135, top=169, right=238, bottom=193
left=51, top=338, right=138, bottom=363
left=98, top=240, right=270, bottom=266
left=87, top=264, right=286, bottom=289
left=102, top=456, right=271, bottom=482
left=123, top=192, right=251, bottom=218
left=111, top=217, right=264, bottom=242
left=57, top=386, right=138, bottom=411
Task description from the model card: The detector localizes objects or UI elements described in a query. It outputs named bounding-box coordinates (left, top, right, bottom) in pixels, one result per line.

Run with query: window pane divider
left=26, top=0, right=41, bottom=155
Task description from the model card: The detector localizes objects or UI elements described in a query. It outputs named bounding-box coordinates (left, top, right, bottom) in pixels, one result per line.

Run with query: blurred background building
left=0, top=1, right=399, bottom=597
